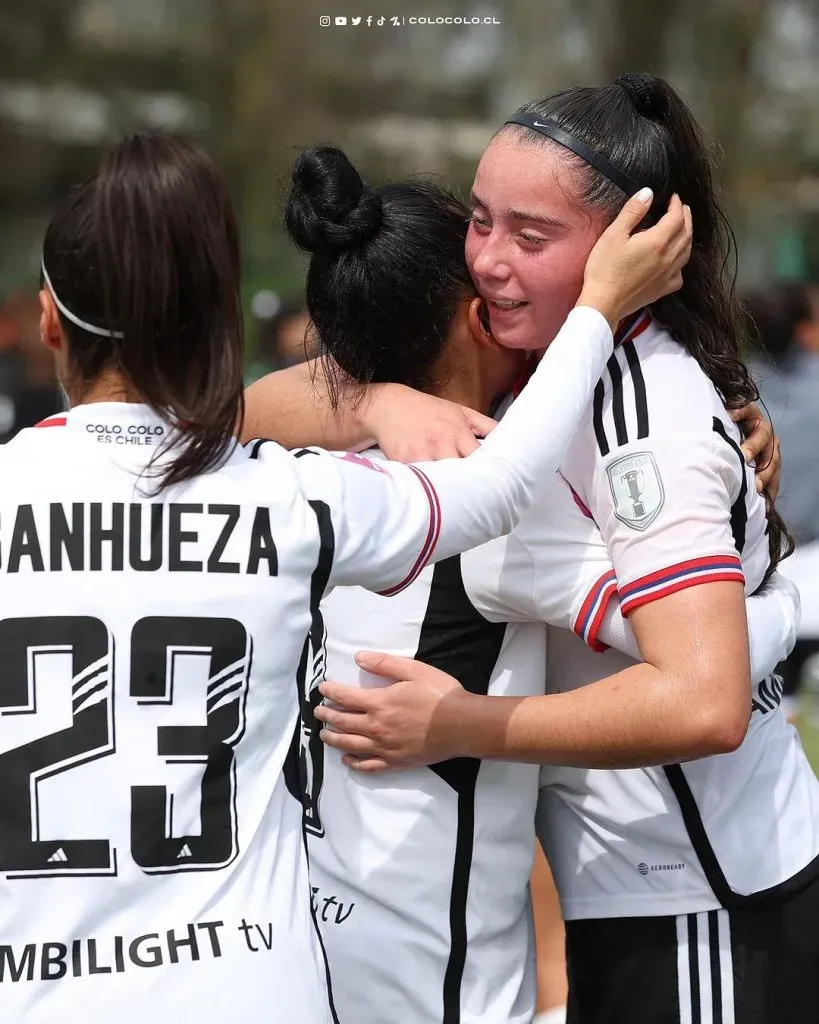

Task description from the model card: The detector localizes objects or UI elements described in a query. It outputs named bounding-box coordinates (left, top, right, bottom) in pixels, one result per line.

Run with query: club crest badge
left=606, top=452, right=664, bottom=531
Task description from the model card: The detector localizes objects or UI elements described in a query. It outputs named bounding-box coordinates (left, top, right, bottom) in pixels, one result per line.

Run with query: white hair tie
left=41, top=258, right=125, bottom=339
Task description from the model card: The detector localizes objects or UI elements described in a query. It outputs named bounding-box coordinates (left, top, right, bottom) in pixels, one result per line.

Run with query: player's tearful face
left=466, top=135, right=608, bottom=353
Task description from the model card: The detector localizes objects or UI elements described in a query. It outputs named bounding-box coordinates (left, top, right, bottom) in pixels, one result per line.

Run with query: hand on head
left=578, top=190, right=693, bottom=331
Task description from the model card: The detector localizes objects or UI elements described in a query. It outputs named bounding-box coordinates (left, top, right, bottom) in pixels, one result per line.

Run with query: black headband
left=504, top=111, right=640, bottom=198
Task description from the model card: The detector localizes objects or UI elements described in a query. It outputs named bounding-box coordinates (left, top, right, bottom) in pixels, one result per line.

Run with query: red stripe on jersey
left=621, top=572, right=745, bottom=616
left=573, top=569, right=617, bottom=652
left=377, top=466, right=441, bottom=597
left=614, top=310, right=652, bottom=348
left=512, top=353, right=538, bottom=397
left=34, top=415, right=67, bottom=428
left=339, top=451, right=387, bottom=474
left=618, top=555, right=743, bottom=597
left=618, top=555, right=744, bottom=616
left=569, top=485, right=594, bottom=521
left=585, top=578, right=618, bottom=652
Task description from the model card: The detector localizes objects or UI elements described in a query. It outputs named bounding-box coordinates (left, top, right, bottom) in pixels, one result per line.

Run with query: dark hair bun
left=285, top=146, right=383, bottom=254
left=615, top=73, right=665, bottom=120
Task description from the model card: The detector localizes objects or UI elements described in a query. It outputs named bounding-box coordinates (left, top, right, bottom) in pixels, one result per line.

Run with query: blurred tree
left=2, top=0, right=819, bottom=298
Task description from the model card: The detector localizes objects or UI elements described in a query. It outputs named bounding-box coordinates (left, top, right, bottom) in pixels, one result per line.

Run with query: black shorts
left=565, top=872, right=819, bottom=1024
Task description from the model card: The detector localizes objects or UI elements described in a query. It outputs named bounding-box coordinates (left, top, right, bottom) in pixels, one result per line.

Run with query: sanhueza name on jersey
left=0, top=501, right=278, bottom=575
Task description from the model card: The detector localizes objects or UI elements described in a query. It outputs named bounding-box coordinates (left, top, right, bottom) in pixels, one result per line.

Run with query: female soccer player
left=247, top=144, right=796, bottom=1024
left=305, top=76, right=819, bottom=1024
left=0, top=133, right=686, bottom=1023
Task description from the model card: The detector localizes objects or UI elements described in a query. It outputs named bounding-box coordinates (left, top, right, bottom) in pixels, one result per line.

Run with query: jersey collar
left=508, top=309, right=654, bottom=402
left=614, top=309, right=652, bottom=348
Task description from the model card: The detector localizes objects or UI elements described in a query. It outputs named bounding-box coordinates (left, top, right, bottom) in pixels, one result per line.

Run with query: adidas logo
left=177, top=844, right=192, bottom=859
left=48, top=848, right=68, bottom=864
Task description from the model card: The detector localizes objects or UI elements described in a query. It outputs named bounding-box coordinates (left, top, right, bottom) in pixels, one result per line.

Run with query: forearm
left=458, top=660, right=745, bottom=769
left=241, top=360, right=376, bottom=450
left=418, top=307, right=613, bottom=561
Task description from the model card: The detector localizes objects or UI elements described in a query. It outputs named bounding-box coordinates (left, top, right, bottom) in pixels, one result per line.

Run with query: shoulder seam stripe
left=623, top=340, right=649, bottom=439
left=607, top=352, right=628, bottom=447
left=245, top=438, right=272, bottom=460
left=711, top=418, right=748, bottom=553
left=593, top=379, right=609, bottom=456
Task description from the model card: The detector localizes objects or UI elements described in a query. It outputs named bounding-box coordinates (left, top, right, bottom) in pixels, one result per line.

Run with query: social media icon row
left=320, top=16, right=401, bottom=26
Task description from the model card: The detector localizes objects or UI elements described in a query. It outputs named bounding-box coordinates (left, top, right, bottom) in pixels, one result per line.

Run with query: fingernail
left=741, top=449, right=753, bottom=464
left=635, top=187, right=653, bottom=204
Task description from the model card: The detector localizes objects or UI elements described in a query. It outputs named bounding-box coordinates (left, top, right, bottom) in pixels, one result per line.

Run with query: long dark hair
left=501, top=75, right=793, bottom=570
left=42, top=133, right=244, bottom=491
left=284, top=145, right=473, bottom=404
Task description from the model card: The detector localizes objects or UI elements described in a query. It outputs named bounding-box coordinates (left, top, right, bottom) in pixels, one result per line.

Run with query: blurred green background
left=3, top=0, right=819, bottom=315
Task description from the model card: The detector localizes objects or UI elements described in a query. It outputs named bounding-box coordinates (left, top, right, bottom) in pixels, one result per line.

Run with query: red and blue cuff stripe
left=378, top=465, right=441, bottom=597
left=573, top=569, right=618, bottom=652
left=618, top=555, right=744, bottom=617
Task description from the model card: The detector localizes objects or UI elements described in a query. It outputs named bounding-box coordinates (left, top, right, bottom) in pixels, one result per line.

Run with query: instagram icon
left=319, top=15, right=331, bottom=26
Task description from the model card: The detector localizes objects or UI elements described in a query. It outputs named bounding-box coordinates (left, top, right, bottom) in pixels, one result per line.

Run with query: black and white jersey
left=305, top=318, right=803, bottom=1022
left=0, top=307, right=620, bottom=1020
left=308, top=448, right=613, bottom=1024
left=538, top=313, right=819, bottom=921
left=0, top=312, right=618, bottom=1024
left=309, top=543, right=546, bottom=1024
left=0, top=404, right=481, bottom=1023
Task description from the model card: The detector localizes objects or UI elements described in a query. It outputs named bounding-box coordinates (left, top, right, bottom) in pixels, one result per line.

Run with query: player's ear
left=39, top=289, right=64, bottom=354
left=467, top=297, right=494, bottom=348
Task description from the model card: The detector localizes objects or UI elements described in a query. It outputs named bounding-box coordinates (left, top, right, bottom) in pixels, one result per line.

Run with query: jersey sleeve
left=461, top=472, right=618, bottom=651
left=287, top=447, right=443, bottom=595
left=575, top=432, right=745, bottom=617
left=745, top=572, right=799, bottom=679
left=276, top=306, right=616, bottom=598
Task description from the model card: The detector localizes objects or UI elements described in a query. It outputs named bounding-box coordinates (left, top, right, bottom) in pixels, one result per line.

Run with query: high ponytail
left=42, top=133, right=244, bottom=493
left=501, top=76, right=794, bottom=572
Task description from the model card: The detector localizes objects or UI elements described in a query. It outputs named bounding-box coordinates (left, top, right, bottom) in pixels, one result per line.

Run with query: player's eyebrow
left=506, top=208, right=569, bottom=230
left=469, top=191, right=569, bottom=230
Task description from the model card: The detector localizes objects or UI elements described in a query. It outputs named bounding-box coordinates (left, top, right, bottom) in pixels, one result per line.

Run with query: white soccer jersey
left=0, top=404, right=481, bottom=1023
left=0, top=310, right=614, bottom=1024
left=538, top=313, right=819, bottom=920
left=305, top=329, right=804, bottom=1023
left=309, top=548, right=546, bottom=1024
left=309, top=455, right=613, bottom=1024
